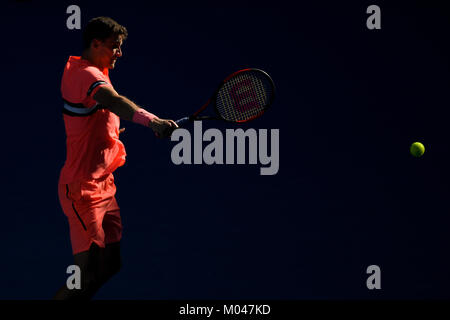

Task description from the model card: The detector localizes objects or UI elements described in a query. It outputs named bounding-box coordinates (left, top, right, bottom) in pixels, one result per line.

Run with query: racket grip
left=175, top=116, right=190, bottom=127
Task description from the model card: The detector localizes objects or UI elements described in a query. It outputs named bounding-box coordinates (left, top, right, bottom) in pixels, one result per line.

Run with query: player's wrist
left=132, top=108, right=157, bottom=127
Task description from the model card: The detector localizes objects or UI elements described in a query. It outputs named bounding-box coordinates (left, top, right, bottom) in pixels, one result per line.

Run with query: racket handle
left=175, top=116, right=191, bottom=127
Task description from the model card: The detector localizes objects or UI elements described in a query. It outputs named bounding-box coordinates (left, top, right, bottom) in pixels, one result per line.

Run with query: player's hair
left=83, top=17, right=128, bottom=49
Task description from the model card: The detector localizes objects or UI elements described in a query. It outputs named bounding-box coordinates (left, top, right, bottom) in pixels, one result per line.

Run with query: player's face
left=96, top=35, right=123, bottom=69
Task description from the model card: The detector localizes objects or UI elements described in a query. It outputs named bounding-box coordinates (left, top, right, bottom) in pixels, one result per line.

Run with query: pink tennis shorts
left=58, top=173, right=122, bottom=255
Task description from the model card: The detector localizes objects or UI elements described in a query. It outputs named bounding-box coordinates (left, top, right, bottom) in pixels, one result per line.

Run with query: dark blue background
left=1, top=0, right=450, bottom=299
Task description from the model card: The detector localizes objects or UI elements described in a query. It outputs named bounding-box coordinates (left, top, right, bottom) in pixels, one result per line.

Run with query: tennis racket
left=175, top=68, right=275, bottom=127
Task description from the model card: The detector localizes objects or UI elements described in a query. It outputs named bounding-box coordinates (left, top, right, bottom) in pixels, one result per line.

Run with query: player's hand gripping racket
left=175, top=68, right=275, bottom=127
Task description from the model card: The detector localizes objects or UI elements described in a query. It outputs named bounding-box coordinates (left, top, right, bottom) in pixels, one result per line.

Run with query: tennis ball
left=410, top=142, right=425, bottom=157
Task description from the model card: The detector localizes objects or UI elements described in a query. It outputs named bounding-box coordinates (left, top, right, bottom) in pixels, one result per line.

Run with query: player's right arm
left=93, top=86, right=177, bottom=138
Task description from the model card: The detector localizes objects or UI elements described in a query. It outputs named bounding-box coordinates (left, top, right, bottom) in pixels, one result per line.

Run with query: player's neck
left=81, top=49, right=102, bottom=69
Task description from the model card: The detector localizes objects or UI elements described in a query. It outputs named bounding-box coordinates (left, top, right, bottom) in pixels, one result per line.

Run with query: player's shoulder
left=64, top=57, right=107, bottom=82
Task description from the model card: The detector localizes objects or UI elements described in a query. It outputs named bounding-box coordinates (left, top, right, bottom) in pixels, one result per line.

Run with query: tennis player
left=54, top=17, right=177, bottom=300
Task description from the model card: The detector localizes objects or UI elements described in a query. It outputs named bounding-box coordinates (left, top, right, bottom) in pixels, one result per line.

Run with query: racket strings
left=216, top=71, right=273, bottom=122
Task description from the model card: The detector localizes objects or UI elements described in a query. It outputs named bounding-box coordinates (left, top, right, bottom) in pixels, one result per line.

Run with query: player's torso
left=59, top=57, right=125, bottom=184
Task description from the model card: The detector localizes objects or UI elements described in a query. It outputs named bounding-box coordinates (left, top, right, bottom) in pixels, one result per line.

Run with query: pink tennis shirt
left=59, top=56, right=126, bottom=184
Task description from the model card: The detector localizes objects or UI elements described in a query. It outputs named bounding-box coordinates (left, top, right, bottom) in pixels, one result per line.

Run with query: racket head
left=212, top=68, right=275, bottom=123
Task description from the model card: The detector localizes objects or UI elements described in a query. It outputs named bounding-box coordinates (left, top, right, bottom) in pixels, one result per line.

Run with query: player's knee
left=99, top=256, right=121, bottom=284
left=109, top=256, right=122, bottom=276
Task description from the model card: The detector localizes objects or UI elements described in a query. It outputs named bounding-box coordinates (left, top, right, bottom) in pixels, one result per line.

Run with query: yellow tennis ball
left=410, top=142, right=425, bottom=157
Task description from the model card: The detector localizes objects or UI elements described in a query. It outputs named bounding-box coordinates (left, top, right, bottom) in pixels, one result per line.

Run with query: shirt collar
left=68, top=56, right=109, bottom=76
